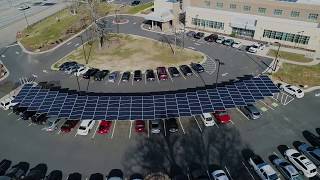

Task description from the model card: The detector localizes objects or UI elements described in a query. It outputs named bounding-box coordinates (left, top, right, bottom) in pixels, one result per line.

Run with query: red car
left=60, top=120, right=79, bottom=133
left=213, top=111, right=231, bottom=124
left=135, top=120, right=145, bottom=133
left=156, top=67, right=168, bottom=80
left=97, top=120, right=112, bottom=134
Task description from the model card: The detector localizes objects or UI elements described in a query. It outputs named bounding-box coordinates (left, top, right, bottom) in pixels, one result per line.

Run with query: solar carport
left=12, top=75, right=279, bottom=121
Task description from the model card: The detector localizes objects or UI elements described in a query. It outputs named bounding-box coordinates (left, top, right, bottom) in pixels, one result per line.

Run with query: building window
left=258, top=7, right=267, bottom=14
left=291, top=11, right=300, bottom=17
left=230, top=4, right=236, bottom=9
left=216, top=2, right=223, bottom=8
left=204, top=0, right=210, bottom=8
left=308, top=13, right=318, bottom=20
left=243, top=5, right=251, bottom=12
left=273, top=9, right=283, bottom=16
left=263, top=30, right=310, bottom=45
left=192, top=18, right=224, bottom=30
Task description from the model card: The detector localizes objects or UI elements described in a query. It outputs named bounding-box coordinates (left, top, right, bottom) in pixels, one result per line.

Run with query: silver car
left=150, top=120, right=161, bottom=134
left=239, top=104, right=261, bottom=119
left=272, top=155, right=303, bottom=180
left=42, top=118, right=60, bottom=132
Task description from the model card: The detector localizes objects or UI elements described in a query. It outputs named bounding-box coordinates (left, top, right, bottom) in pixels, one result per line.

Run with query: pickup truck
left=248, top=155, right=280, bottom=180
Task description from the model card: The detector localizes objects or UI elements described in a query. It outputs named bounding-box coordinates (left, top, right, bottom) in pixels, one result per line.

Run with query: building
left=179, top=0, right=320, bottom=52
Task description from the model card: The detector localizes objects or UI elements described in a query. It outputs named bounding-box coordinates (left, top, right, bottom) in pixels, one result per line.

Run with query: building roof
left=144, top=8, right=174, bottom=22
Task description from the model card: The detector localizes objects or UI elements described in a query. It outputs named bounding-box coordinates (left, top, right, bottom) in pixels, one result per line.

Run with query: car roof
left=260, top=165, right=277, bottom=176
left=80, top=120, right=92, bottom=126
left=283, top=164, right=298, bottom=175
left=202, top=113, right=212, bottom=118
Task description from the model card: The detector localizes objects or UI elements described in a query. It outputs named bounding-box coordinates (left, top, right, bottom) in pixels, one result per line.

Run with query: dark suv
left=83, top=68, right=99, bottom=79
left=94, top=70, right=109, bottom=81
left=190, top=63, right=204, bottom=73
left=134, top=70, right=142, bottom=81
left=23, top=163, right=47, bottom=180
left=193, top=32, right=205, bottom=39
left=168, top=67, right=180, bottom=77
left=5, top=162, right=29, bottom=179
left=121, top=71, right=131, bottom=82
left=145, top=69, right=155, bottom=81
left=179, top=65, right=193, bottom=76
left=31, top=113, right=47, bottom=125
left=21, top=111, right=37, bottom=120
left=166, top=118, right=178, bottom=133
left=204, top=34, right=218, bottom=42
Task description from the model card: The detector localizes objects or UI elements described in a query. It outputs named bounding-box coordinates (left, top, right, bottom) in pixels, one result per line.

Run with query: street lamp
left=215, top=59, right=224, bottom=87
left=273, top=42, right=281, bottom=71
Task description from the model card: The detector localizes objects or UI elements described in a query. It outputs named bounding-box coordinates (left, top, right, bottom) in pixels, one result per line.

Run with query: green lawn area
left=127, top=2, right=153, bottom=14
left=267, top=49, right=313, bottom=63
left=273, top=63, right=320, bottom=87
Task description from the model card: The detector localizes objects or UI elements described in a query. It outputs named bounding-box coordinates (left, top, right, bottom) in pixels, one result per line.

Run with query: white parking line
left=15, top=51, right=20, bottom=55
left=7, top=112, right=13, bottom=115
left=193, top=116, right=202, bottom=132
left=144, top=73, right=147, bottom=85
left=190, top=68, right=199, bottom=78
left=259, top=100, right=275, bottom=110
left=177, top=68, right=187, bottom=79
left=188, top=46, right=195, bottom=50
left=74, top=43, right=79, bottom=47
left=147, top=120, right=150, bottom=138
left=117, top=74, right=122, bottom=86
left=27, top=123, right=33, bottom=127
left=156, top=71, right=160, bottom=84
left=167, top=70, right=173, bottom=82
left=236, top=108, right=250, bottom=121
left=229, top=120, right=235, bottom=125
left=129, top=120, right=133, bottom=139
left=273, top=152, right=279, bottom=156
left=225, top=166, right=233, bottom=180
left=111, top=120, right=117, bottom=139
left=91, top=120, right=101, bottom=139
left=163, top=119, right=167, bottom=137
left=16, top=117, right=21, bottom=121
left=206, top=170, right=211, bottom=179
left=242, top=161, right=256, bottom=180
left=178, top=117, right=185, bottom=134
left=131, top=75, right=134, bottom=86
left=67, top=42, right=72, bottom=45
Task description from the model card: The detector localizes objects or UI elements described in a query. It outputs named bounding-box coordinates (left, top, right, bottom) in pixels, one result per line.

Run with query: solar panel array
left=13, top=76, right=279, bottom=120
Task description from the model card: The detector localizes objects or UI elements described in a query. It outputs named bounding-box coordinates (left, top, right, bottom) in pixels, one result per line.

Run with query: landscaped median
left=267, top=49, right=313, bottom=63
left=53, top=34, right=204, bottom=71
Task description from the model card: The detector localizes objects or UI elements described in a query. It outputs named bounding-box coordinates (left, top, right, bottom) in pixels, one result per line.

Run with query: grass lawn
left=273, top=63, right=320, bottom=87
left=55, top=34, right=204, bottom=71
left=127, top=2, right=153, bottom=14
left=267, top=49, right=313, bottom=63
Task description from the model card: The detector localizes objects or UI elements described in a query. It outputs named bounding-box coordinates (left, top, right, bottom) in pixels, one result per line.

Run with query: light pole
left=215, top=59, right=224, bottom=87
left=273, top=42, right=281, bottom=71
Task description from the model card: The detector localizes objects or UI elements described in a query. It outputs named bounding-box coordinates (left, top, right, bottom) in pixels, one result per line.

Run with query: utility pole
left=273, top=42, right=281, bottom=71
left=215, top=59, right=224, bottom=87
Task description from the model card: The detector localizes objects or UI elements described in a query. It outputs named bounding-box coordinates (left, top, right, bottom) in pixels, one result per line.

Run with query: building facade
left=182, top=0, right=320, bottom=51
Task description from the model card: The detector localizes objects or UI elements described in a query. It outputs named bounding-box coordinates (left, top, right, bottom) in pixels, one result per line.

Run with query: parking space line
left=129, top=120, right=133, bottom=139
left=236, top=108, right=250, bottom=121
left=144, top=73, right=147, bottom=85
left=273, top=152, right=279, bottom=156
left=190, top=69, right=199, bottom=78
left=163, top=119, right=167, bottom=137
left=177, top=69, right=186, bottom=79
left=193, top=116, right=202, bottom=132
left=27, top=123, right=33, bottom=127
left=206, top=170, right=211, bottom=179
left=131, top=74, right=134, bottom=86
left=147, top=120, right=150, bottom=138
left=225, top=166, right=233, bottom=180
left=242, top=161, right=256, bottom=180
left=178, top=117, right=185, bottom=134
left=16, top=117, right=21, bottom=121
left=155, top=71, right=160, bottom=84
left=167, top=71, right=173, bottom=82
left=91, top=120, right=100, bottom=139
left=230, top=120, right=235, bottom=125
left=111, top=120, right=117, bottom=139
left=7, top=112, right=13, bottom=115
left=117, top=73, right=122, bottom=86
left=259, top=100, right=275, bottom=110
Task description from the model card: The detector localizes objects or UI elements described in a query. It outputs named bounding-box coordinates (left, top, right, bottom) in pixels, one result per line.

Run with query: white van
left=0, top=96, right=17, bottom=110
left=76, top=120, right=95, bottom=136
left=201, top=113, right=215, bottom=127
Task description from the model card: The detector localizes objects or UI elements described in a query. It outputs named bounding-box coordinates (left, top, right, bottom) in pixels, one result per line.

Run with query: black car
left=145, top=69, right=155, bottom=81
left=107, top=169, right=123, bottom=180
left=121, top=71, right=131, bottom=82
left=303, top=130, right=320, bottom=147
left=133, top=70, right=142, bottom=81
left=94, top=70, right=109, bottom=81
left=168, top=67, right=180, bottom=77
left=186, top=31, right=196, bottom=37
left=189, top=168, right=209, bottom=180
left=12, top=105, right=27, bottom=115
left=89, top=173, right=104, bottom=180
left=204, top=34, right=218, bottom=42
left=193, top=32, right=205, bottom=39
left=46, top=170, right=63, bottom=180
left=0, top=159, right=11, bottom=176
left=59, top=61, right=77, bottom=71
left=190, top=63, right=204, bottom=73
left=21, top=111, right=37, bottom=120
left=83, top=68, right=99, bottom=79
left=166, top=118, right=178, bottom=133
left=23, top=163, right=48, bottom=180
left=5, top=162, right=29, bottom=179
left=129, top=173, right=143, bottom=180
left=131, top=0, right=140, bottom=6
left=179, top=65, right=193, bottom=76
left=67, top=172, right=82, bottom=180
left=31, top=113, right=47, bottom=125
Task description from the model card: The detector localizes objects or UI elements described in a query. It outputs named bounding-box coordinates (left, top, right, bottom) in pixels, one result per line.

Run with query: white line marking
left=74, top=43, right=79, bottom=47
left=230, top=120, right=235, bottom=125
left=129, top=120, right=133, bottom=139
left=5, top=43, right=18, bottom=48
left=273, top=152, right=279, bottom=156
left=67, top=42, right=72, bottom=45
left=225, top=166, right=233, bottom=180
left=156, top=71, right=160, bottom=84
left=117, top=73, right=122, bottom=86
left=16, top=117, right=21, bottom=121
left=178, top=117, right=185, bottom=134
left=236, top=108, right=250, bottom=121
left=242, top=161, right=256, bottom=180
left=27, top=123, right=33, bottom=127
left=259, top=100, right=275, bottom=110
left=188, top=46, right=195, bottom=50
left=57, top=130, right=61, bottom=134
left=15, top=51, right=20, bottom=55
left=167, top=70, right=173, bottom=82
left=1, top=55, right=5, bottom=58
left=193, top=116, right=202, bottom=132
left=221, top=73, right=228, bottom=77
left=111, top=120, right=117, bottom=139
left=91, top=120, right=100, bottom=139
left=194, top=43, right=201, bottom=46
left=206, top=170, right=211, bottom=179
left=7, top=112, right=13, bottom=115
left=163, top=119, right=167, bottom=137
left=147, top=120, right=150, bottom=138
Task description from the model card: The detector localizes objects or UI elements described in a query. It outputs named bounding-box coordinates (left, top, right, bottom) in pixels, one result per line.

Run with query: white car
left=18, top=4, right=30, bottom=10
left=77, top=120, right=95, bottom=136
left=201, top=113, right=215, bottom=127
left=42, top=118, right=60, bottom=132
left=74, top=66, right=89, bottom=76
left=231, top=41, right=241, bottom=48
left=106, top=0, right=114, bottom=3
left=0, top=96, right=17, bottom=110
left=248, top=43, right=265, bottom=53
left=284, top=148, right=318, bottom=178
left=211, top=169, right=229, bottom=180
left=279, top=83, right=304, bottom=98
left=216, top=36, right=225, bottom=44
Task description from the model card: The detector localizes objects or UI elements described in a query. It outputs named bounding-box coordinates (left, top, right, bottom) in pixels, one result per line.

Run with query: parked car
left=157, top=67, right=168, bottom=80
left=179, top=65, right=193, bottom=76
left=129, top=173, right=144, bottom=180
left=42, top=118, right=60, bottom=132
left=248, top=155, right=280, bottom=180
left=279, top=83, right=304, bottom=98
left=12, top=105, right=27, bottom=115
left=21, top=111, right=37, bottom=120
left=223, top=39, right=234, bottom=46
left=59, top=61, right=77, bottom=71
left=186, top=31, right=196, bottom=37
left=74, top=66, right=89, bottom=76
left=94, top=70, right=109, bottom=81
left=216, top=36, right=225, bottom=44
left=23, top=163, right=47, bottom=180
left=18, top=4, right=30, bottom=10
left=108, top=72, right=118, bottom=83
left=31, top=113, right=47, bottom=125
left=284, top=148, right=318, bottom=178
left=190, top=63, right=204, bottom=73
left=5, top=162, right=29, bottom=179
left=134, top=70, right=142, bottom=81
left=107, top=169, right=123, bottom=180
left=194, top=32, right=205, bottom=39
left=61, top=120, right=79, bottom=133
left=77, top=120, right=95, bottom=136
left=0, top=96, right=17, bottom=110
left=89, top=173, right=104, bottom=180
left=303, top=130, right=320, bottom=147
left=168, top=67, right=180, bottom=77
left=296, top=141, right=320, bottom=167
left=131, top=0, right=140, bottom=6
left=64, top=65, right=80, bottom=74
left=213, top=111, right=231, bottom=124
left=231, top=41, right=241, bottom=48
left=211, top=169, right=229, bottom=180
left=0, top=159, right=11, bottom=176
left=66, top=172, right=82, bottom=180
left=145, top=69, right=155, bottom=81
left=271, top=154, right=303, bottom=180
left=121, top=71, right=131, bottom=82
left=239, top=104, right=261, bottom=120
left=190, top=168, right=210, bottom=180
left=204, top=34, right=218, bottom=42
left=97, top=121, right=112, bottom=134
left=166, top=118, right=178, bottom=133
left=247, top=43, right=264, bottom=53
left=200, top=113, right=215, bottom=127
left=134, top=120, right=145, bottom=133
left=45, top=170, right=63, bottom=180
left=150, top=120, right=161, bottom=134
left=83, top=68, right=99, bottom=79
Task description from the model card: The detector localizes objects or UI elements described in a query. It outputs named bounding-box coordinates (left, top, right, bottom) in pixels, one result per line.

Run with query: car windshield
left=152, top=123, right=159, bottom=128
left=291, top=153, right=300, bottom=157
left=206, top=117, right=213, bottom=121
left=269, top=174, right=279, bottom=180
left=79, top=126, right=86, bottom=130
left=297, top=89, right=302, bottom=93
left=253, top=112, right=260, bottom=116
left=216, top=173, right=226, bottom=177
